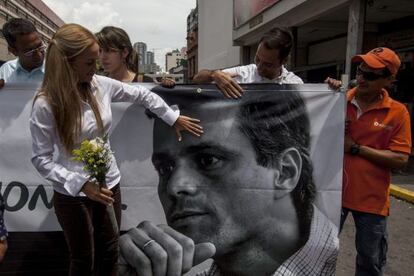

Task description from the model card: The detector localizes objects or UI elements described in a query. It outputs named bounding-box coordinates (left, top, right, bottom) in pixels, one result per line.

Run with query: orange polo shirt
left=343, top=88, right=411, bottom=216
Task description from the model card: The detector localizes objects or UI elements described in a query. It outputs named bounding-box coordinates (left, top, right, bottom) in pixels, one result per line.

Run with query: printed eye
left=155, top=162, right=175, bottom=178
left=197, top=154, right=223, bottom=170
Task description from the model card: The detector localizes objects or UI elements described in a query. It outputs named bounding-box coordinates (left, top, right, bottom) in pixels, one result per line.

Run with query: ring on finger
left=143, top=239, right=155, bottom=249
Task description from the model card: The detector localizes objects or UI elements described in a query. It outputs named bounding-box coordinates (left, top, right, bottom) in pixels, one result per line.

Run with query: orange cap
left=352, top=47, right=401, bottom=75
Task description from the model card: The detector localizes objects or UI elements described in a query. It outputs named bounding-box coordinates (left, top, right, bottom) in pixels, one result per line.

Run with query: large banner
left=0, top=83, right=344, bottom=231
left=0, top=83, right=344, bottom=273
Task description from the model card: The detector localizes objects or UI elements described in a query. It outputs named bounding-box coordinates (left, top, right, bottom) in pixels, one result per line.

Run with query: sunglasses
left=22, top=44, right=47, bottom=57
left=356, top=66, right=387, bottom=81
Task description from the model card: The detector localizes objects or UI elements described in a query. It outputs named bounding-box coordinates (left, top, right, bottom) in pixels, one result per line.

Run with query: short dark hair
left=237, top=88, right=315, bottom=241
left=2, top=18, right=37, bottom=48
left=260, top=27, right=293, bottom=62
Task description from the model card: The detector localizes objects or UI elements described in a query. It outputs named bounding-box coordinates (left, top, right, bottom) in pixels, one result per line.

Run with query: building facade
left=186, top=5, right=198, bottom=81
left=0, top=0, right=65, bottom=63
left=133, top=41, right=147, bottom=73
left=197, top=0, right=414, bottom=114
left=146, top=50, right=154, bottom=65
left=165, top=49, right=185, bottom=73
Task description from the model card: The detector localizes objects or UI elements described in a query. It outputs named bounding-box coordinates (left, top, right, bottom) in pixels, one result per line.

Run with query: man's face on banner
left=152, top=103, right=280, bottom=256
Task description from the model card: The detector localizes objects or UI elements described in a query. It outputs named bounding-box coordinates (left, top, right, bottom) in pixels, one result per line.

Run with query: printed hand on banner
left=212, top=70, right=243, bottom=99
left=173, top=115, right=203, bottom=141
left=119, top=221, right=216, bottom=276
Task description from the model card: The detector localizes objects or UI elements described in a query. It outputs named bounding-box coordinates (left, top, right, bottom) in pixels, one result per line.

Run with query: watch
left=350, top=143, right=360, bottom=155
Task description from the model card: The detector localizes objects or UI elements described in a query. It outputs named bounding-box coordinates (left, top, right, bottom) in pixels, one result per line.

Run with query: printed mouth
left=170, top=211, right=208, bottom=224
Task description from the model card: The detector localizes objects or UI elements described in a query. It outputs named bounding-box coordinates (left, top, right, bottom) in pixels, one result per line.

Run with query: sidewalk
left=391, top=172, right=414, bottom=203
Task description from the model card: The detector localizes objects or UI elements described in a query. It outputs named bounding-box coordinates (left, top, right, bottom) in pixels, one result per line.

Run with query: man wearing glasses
left=193, top=27, right=303, bottom=98
left=341, top=47, right=411, bottom=276
left=0, top=18, right=45, bottom=87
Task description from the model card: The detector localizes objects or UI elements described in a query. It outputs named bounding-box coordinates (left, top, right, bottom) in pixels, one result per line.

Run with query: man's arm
left=345, top=135, right=409, bottom=169
left=193, top=69, right=243, bottom=99
left=193, top=69, right=216, bottom=84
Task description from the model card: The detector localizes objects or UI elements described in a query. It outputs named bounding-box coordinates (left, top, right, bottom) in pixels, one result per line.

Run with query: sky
left=43, top=0, right=197, bottom=71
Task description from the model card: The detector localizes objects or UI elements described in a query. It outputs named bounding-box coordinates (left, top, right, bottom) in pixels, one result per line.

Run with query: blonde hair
left=37, top=23, right=104, bottom=153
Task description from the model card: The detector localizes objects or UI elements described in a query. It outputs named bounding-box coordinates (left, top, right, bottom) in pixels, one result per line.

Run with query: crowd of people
left=0, top=17, right=411, bottom=276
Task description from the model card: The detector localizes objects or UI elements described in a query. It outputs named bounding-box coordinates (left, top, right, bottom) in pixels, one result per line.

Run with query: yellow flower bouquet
left=72, top=135, right=118, bottom=233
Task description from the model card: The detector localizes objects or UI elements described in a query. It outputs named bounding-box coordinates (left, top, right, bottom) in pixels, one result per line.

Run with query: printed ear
left=273, top=147, right=302, bottom=199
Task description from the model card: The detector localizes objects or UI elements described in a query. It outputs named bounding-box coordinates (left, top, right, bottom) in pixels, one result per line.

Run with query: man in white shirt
left=0, top=18, right=45, bottom=87
left=193, top=27, right=303, bottom=98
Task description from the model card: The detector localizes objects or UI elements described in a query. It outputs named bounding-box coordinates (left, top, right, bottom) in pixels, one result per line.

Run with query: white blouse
left=30, top=75, right=179, bottom=197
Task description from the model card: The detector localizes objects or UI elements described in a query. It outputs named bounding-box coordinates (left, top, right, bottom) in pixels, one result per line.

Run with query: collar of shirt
left=15, top=58, right=45, bottom=75
left=348, top=87, right=392, bottom=116
left=199, top=206, right=338, bottom=276
left=260, top=65, right=289, bottom=83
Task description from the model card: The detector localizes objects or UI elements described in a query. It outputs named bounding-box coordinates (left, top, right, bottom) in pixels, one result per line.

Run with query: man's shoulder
left=286, top=73, right=303, bottom=84
left=223, top=63, right=256, bottom=73
left=0, top=59, right=18, bottom=73
left=282, top=67, right=303, bottom=84
left=389, top=98, right=409, bottom=114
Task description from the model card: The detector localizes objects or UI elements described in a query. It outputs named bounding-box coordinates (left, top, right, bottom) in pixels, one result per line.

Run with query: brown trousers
left=53, top=184, right=121, bottom=276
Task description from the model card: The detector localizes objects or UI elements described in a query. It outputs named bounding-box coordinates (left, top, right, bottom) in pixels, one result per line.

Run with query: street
left=336, top=196, right=414, bottom=276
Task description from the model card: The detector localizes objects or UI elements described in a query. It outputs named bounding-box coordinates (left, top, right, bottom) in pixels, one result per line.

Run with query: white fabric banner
left=0, top=83, right=344, bottom=232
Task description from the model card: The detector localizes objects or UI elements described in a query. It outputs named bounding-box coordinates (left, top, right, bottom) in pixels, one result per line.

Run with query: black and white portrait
left=0, top=84, right=344, bottom=275
left=118, top=84, right=343, bottom=276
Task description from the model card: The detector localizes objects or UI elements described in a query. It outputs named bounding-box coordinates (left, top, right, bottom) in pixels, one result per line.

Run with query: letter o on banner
left=4, top=181, right=29, bottom=211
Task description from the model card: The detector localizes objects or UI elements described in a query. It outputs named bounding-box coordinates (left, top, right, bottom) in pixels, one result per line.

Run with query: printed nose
left=167, top=164, right=199, bottom=198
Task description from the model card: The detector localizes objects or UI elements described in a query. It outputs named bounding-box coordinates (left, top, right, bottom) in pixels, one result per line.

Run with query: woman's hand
left=81, top=181, right=114, bottom=205
left=173, top=115, right=203, bottom=141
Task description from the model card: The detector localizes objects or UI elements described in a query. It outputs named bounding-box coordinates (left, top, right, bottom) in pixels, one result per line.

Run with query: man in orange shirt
left=341, top=47, right=411, bottom=276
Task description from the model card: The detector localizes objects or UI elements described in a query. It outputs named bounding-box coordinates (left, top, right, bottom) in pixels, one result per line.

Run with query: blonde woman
left=29, top=23, right=202, bottom=276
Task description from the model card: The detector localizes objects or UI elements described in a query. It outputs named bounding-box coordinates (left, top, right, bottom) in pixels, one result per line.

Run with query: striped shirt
left=197, top=206, right=338, bottom=276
